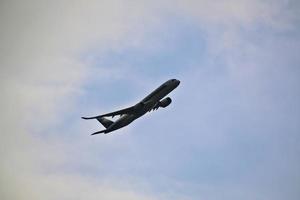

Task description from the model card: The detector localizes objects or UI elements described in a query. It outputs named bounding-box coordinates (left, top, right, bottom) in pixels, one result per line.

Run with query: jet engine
left=159, top=97, right=172, bottom=108
left=150, top=97, right=172, bottom=111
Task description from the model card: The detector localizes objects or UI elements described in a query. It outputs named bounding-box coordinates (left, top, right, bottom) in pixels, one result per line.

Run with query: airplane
left=82, top=79, right=180, bottom=135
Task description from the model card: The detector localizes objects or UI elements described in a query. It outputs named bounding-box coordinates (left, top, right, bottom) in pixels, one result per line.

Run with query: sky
left=1, top=0, right=300, bottom=199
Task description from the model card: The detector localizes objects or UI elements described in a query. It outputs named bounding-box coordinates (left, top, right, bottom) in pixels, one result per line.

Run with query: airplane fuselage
left=103, top=79, right=180, bottom=133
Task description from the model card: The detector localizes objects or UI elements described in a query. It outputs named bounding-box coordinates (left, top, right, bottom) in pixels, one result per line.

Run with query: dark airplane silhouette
left=82, top=79, right=180, bottom=135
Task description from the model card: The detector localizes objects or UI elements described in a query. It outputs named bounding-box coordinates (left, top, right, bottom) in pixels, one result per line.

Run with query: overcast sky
left=1, top=0, right=300, bottom=200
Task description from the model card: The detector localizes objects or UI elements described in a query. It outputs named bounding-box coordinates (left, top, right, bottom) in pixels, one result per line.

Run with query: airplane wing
left=82, top=106, right=135, bottom=120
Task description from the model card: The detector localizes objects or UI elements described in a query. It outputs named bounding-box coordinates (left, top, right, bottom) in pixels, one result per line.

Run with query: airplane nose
left=170, top=79, right=180, bottom=86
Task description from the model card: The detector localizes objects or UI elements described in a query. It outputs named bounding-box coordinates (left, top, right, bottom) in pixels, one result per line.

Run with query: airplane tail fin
left=96, top=117, right=113, bottom=128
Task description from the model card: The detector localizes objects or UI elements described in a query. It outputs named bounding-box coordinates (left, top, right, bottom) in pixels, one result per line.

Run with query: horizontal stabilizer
left=91, top=129, right=106, bottom=135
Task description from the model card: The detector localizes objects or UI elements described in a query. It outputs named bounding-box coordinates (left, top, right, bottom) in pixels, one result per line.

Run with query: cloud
left=0, top=0, right=161, bottom=199
left=1, top=0, right=300, bottom=200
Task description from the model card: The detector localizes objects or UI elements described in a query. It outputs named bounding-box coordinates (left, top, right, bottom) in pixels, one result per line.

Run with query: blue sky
left=1, top=1, right=300, bottom=200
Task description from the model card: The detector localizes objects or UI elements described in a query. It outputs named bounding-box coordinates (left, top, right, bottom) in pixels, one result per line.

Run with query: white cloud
left=0, top=0, right=160, bottom=199
left=1, top=0, right=299, bottom=200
